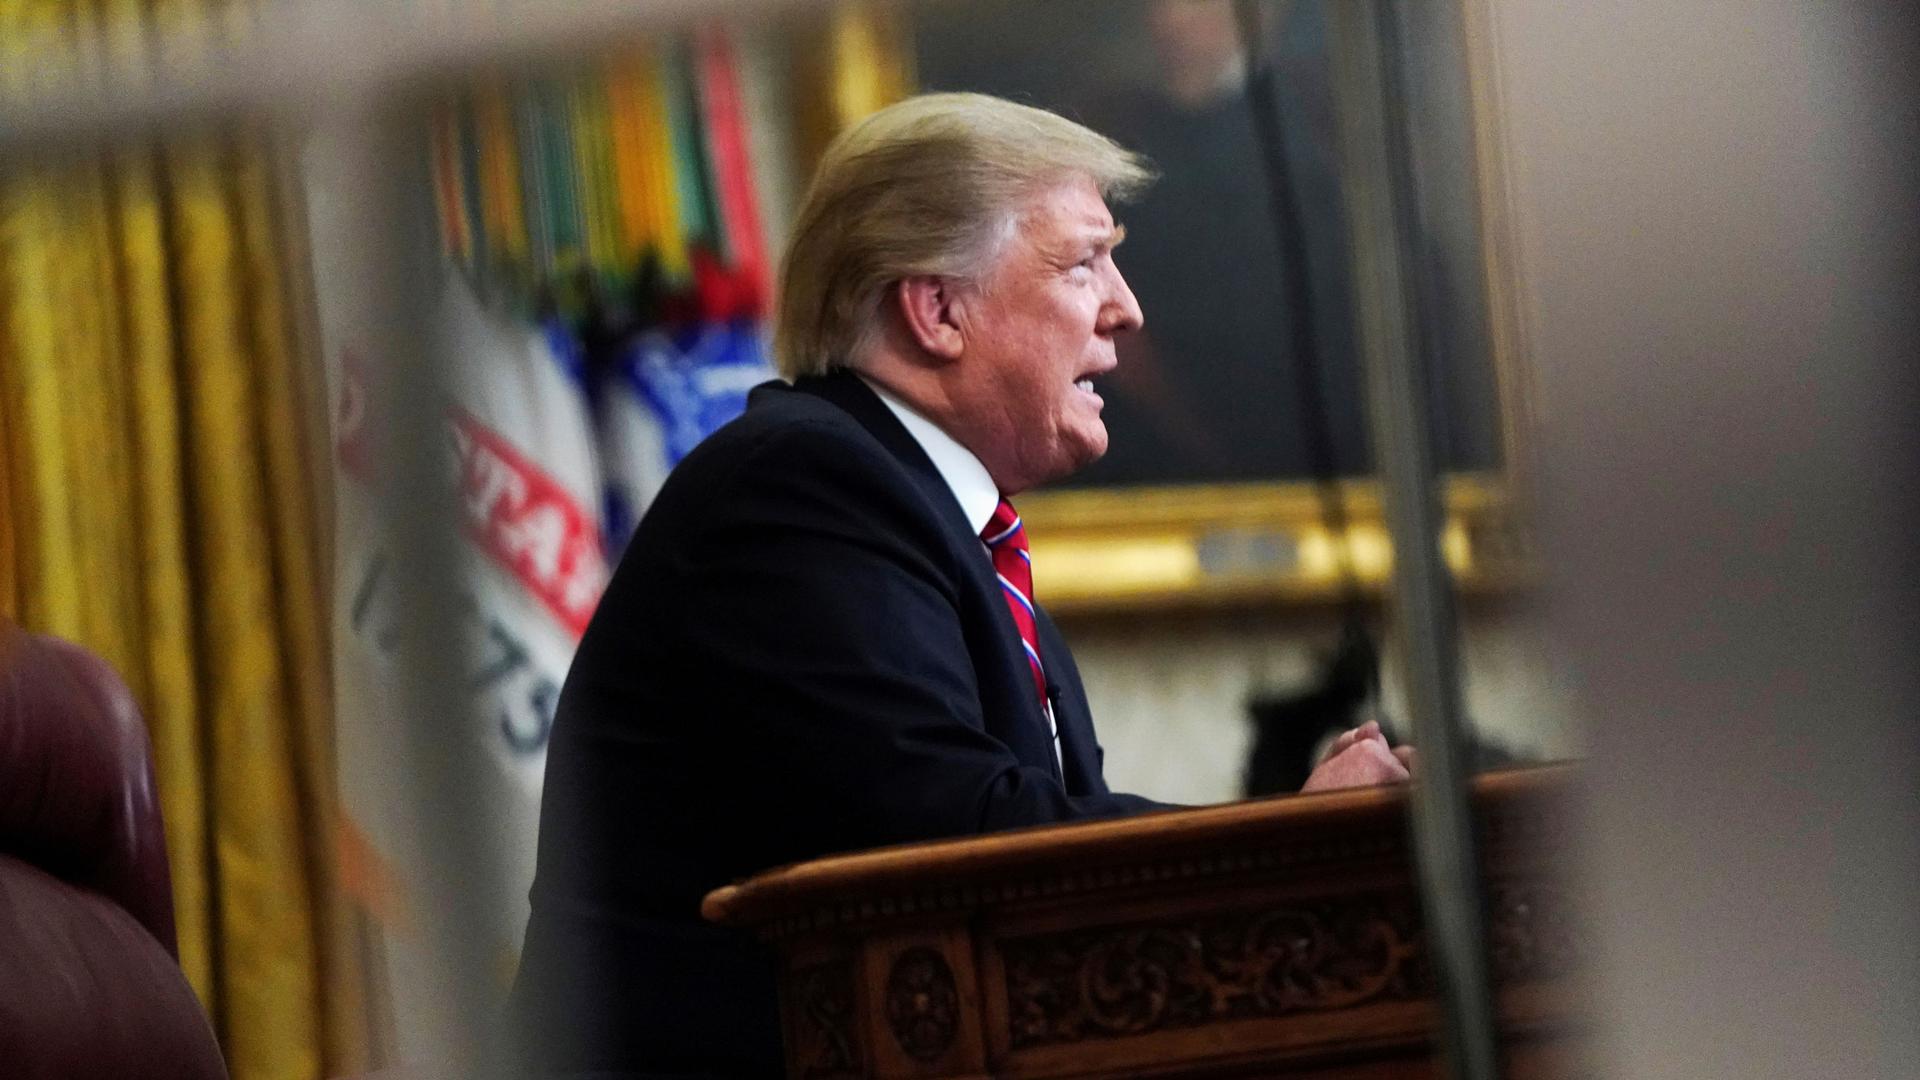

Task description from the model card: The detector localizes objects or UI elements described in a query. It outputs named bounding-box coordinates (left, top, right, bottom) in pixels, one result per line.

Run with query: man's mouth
left=1072, top=371, right=1108, bottom=411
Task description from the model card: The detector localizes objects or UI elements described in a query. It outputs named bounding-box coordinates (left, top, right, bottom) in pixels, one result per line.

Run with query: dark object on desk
left=1242, top=623, right=1381, bottom=796
left=1243, top=623, right=1524, bottom=797
left=0, top=622, right=227, bottom=1080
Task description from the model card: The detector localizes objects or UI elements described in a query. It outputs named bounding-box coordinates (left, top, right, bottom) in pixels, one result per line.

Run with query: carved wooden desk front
left=703, top=766, right=1582, bottom=1079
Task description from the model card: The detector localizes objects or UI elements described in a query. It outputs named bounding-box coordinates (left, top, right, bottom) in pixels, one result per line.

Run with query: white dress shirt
left=860, top=375, right=1064, bottom=774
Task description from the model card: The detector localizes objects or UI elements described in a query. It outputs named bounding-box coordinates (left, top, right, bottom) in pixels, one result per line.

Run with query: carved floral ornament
left=793, top=960, right=860, bottom=1079
left=1004, top=895, right=1427, bottom=1049
left=1003, top=881, right=1579, bottom=1050
left=885, top=947, right=962, bottom=1062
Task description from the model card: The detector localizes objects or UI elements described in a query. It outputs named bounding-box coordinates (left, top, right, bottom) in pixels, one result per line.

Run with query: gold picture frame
left=1020, top=473, right=1533, bottom=615
left=992, top=0, right=1538, bottom=615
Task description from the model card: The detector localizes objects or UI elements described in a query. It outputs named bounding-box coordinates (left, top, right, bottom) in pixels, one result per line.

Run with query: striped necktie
left=983, top=498, right=1051, bottom=715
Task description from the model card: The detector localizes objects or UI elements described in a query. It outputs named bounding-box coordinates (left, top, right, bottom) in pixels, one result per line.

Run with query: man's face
left=1147, top=0, right=1242, bottom=81
left=949, top=174, right=1144, bottom=494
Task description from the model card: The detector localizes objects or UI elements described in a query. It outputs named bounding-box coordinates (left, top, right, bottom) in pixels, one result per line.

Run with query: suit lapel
left=790, top=371, right=980, bottom=541
left=788, top=373, right=1064, bottom=775
left=1035, top=607, right=1104, bottom=795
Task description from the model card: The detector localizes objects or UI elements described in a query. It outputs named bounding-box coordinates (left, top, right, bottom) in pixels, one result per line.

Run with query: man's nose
left=1102, top=266, right=1145, bottom=334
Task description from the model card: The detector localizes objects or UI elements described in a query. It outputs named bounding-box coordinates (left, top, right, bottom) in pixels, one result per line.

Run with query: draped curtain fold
left=0, top=3, right=364, bottom=1079
left=2, top=2, right=916, bottom=1076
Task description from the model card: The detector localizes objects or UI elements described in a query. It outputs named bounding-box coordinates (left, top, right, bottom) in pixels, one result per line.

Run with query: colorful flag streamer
left=427, top=28, right=776, bottom=328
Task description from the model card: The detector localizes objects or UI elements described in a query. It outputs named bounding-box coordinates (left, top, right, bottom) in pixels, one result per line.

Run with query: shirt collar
left=859, top=374, right=1001, bottom=537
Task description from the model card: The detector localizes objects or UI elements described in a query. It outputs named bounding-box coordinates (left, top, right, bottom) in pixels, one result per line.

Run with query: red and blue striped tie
left=983, top=498, right=1049, bottom=711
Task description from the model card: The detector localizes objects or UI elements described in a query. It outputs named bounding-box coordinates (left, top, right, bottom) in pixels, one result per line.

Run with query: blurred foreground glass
left=1, top=1, right=1556, bottom=1077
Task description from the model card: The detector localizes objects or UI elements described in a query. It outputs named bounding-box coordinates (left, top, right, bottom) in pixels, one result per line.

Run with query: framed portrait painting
left=906, top=0, right=1533, bottom=612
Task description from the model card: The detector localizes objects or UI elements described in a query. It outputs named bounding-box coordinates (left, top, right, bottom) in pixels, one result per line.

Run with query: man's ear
left=894, top=276, right=966, bottom=362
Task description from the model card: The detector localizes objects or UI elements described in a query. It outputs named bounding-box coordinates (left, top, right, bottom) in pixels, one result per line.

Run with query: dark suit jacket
left=506, top=371, right=1167, bottom=1077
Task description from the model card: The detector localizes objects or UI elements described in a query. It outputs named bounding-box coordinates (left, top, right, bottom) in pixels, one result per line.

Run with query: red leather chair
left=0, top=622, right=227, bottom=1079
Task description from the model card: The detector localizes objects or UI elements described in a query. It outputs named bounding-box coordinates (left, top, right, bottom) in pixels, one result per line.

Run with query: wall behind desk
left=1063, top=604, right=1580, bottom=806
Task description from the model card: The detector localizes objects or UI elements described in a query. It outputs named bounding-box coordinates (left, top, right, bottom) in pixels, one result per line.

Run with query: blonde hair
left=773, top=92, right=1153, bottom=379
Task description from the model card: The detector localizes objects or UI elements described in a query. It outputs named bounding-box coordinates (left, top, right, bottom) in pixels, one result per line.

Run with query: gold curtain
left=0, top=4, right=365, bottom=1080
left=789, top=0, right=917, bottom=173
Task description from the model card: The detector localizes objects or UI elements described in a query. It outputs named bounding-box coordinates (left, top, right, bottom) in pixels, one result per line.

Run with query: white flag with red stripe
left=322, top=267, right=607, bottom=1061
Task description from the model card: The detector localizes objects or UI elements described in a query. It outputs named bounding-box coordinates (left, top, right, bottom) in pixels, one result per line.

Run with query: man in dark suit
left=507, top=92, right=1409, bottom=1078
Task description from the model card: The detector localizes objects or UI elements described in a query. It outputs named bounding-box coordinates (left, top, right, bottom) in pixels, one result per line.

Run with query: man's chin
left=1010, top=429, right=1108, bottom=494
left=1086, top=423, right=1111, bottom=461
left=1062, top=430, right=1110, bottom=477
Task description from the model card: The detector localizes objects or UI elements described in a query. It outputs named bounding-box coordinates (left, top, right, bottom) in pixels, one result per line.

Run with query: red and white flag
left=321, top=264, right=606, bottom=1061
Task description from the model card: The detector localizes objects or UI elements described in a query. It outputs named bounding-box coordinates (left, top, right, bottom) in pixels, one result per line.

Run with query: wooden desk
left=704, top=766, right=1583, bottom=1079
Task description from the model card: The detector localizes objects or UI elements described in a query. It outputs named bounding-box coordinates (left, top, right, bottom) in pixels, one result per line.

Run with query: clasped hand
left=1300, top=720, right=1415, bottom=793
